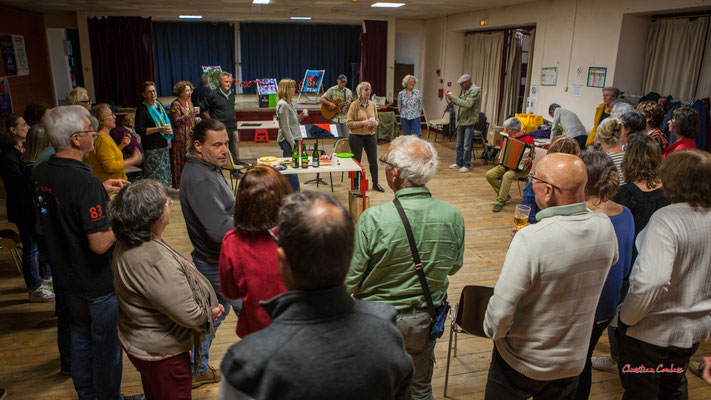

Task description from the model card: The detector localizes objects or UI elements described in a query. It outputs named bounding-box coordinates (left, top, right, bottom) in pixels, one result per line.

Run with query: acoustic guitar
left=321, top=98, right=349, bottom=120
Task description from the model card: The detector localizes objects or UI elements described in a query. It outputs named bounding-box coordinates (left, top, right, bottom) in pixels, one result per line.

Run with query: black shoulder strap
left=393, top=198, right=436, bottom=320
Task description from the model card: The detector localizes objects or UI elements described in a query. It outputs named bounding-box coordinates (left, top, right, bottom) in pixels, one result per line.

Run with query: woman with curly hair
left=636, top=100, right=668, bottom=152
left=574, top=150, right=634, bottom=400
left=664, top=107, right=699, bottom=160
left=169, top=80, right=201, bottom=188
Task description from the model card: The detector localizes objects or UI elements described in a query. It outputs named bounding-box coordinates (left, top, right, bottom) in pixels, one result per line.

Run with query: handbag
left=393, top=198, right=450, bottom=341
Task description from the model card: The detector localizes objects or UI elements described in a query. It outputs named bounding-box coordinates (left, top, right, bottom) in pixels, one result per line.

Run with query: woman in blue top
left=397, top=75, right=422, bottom=137
left=135, top=81, right=173, bottom=188
left=574, top=150, right=634, bottom=400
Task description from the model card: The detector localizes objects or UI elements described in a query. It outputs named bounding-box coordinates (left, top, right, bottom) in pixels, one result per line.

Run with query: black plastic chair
left=443, top=285, right=495, bottom=398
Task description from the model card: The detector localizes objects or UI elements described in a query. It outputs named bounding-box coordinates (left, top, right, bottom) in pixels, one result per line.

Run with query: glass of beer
left=514, top=204, right=531, bottom=229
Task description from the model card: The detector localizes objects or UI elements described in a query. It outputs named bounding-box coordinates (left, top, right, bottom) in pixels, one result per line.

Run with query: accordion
left=499, top=135, right=533, bottom=171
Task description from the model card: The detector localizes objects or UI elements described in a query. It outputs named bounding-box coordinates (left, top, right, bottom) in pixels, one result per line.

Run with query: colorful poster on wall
left=1, top=35, right=17, bottom=76
left=0, top=77, right=12, bottom=113
left=299, top=70, right=325, bottom=93
left=0, top=34, right=29, bottom=76
left=256, top=79, right=278, bottom=95
left=587, top=67, right=607, bottom=88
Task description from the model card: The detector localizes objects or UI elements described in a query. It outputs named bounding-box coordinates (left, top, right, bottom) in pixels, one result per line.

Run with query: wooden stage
left=1, top=135, right=710, bottom=399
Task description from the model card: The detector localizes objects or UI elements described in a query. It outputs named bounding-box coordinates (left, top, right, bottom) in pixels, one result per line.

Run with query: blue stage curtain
left=152, top=22, right=235, bottom=97
left=88, top=17, right=154, bottom=107
left=239, top=23, right=361, bottom=94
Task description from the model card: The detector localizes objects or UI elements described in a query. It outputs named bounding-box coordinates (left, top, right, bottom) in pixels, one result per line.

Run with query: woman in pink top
left=219, top=165, right=292, bottom=338
left=664, top=107, right=699, bottom=160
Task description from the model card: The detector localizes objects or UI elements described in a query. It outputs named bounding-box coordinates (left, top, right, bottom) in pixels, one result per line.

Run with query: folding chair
left=222, top=152, right=251, bottom=190
left=427, top=111, right=451, bottom=142
left=443, top=285, right=495, bottom=398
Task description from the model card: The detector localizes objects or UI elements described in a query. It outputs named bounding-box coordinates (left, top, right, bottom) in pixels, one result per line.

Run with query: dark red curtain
left=88, top=17, right=154, bottom=106
left=360, top=20, right=387, bottom=97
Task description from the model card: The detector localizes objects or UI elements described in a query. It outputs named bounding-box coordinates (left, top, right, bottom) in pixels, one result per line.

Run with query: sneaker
left=192, top=365, right=221, bottom=388
left=492, top=203, right=504, bottom=212
left=42, top=276, right=53, bottom=289
left=449, top=163, right=460, bottom=169
left=28, top=286, right=55, bottom=302
left=591, top=355, right=619, bottom=374
left=459, top=167, right=470, bottom=173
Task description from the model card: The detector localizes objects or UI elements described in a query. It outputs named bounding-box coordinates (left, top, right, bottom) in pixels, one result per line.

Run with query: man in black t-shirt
left=33, top=106, right=129, bottom=400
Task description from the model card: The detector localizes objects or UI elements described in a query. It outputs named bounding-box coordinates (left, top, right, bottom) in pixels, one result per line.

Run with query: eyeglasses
left=528, top=171, right=560, bottom=191
left=268, top=228, right=279, bottom=244
left=378, top=155, right=395, bottom=168
left=73, top=130, right=98, bottom=139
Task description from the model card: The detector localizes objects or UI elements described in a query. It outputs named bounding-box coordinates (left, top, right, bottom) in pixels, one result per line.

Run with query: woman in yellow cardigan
left=84, top=104, right=142, bottom=182
left=586, top=87, right=620, bottom=147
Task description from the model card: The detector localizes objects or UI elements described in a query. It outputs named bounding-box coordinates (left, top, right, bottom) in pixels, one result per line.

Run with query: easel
left=296, top=69, right=325, bottom=104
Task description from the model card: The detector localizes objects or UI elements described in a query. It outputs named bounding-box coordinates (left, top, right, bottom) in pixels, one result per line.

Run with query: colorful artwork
left=257, top=78, right=278, bottom=95
left=0, top=77, right=12, bottom=113
left=1, top=35, right=17, bottom=76
left=299, top=70, right=325, bottom=93
left=201, top=65, right=223, bottom=89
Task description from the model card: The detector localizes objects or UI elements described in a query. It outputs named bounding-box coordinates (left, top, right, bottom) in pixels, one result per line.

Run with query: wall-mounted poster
left=0, top=77, right=12, bottom=113
left=587, top=67, right=607, bottom=88
left=0, top=34, right=29, bottom=76
left=541, top=67, right=558, bottom=86
left=300, top=70, right=325, bottom=93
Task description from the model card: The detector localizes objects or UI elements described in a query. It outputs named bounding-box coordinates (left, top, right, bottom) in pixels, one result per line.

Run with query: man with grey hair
left=447, top=73, right=481, bottom=173
left=485, top=117, right=535, bottom=212
left=33, top=105, right=131, bottom=400
left=200, top=71, right=238, bottom=160
left=347, top=135, right=465, bottom=400
left=220, top=191, right=414, bottom=399
left=549, top=103, right=588, bottom=149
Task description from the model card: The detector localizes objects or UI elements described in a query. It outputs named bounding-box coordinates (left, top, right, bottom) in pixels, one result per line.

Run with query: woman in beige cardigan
left=109, top=179, right=222, bottom=399
left=346, top=81, right=384, bottom=192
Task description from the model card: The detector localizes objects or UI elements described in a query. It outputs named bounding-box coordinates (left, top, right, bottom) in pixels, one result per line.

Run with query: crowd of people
left=0, top=71, right=710, bottom=400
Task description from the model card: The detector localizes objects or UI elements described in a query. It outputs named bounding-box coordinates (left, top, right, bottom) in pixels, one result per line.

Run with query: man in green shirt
left=447, top=73, right=481, bottom=173
left=320, top=74, right=353, bottom=138
left=347, top=135, right=465, bottom=400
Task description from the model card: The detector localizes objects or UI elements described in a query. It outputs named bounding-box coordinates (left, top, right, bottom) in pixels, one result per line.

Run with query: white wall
left=420, top=0, right=711, bottom=132
left=395, top=33, right=419, bottom=76
left=46, top=28, right=73, bottom=105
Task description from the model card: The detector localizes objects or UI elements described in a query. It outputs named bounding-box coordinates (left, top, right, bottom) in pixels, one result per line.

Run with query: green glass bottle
left=292, top=142, right=299, bottom=168
left=312, top=142, right=320, bottom=168
left=301, top=143, right=308, bottom=168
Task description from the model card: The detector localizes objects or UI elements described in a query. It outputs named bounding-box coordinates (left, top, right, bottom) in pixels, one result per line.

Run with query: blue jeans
left=278, top=140, right=300, bottom=192
left=401, top=117, right=421, bottom=137
left=191, top=253, right=242, bottom=374
left=455, top=125, right=474, bottom=168
left=16, top=221, right=50, bottom=290
left=65, top=293, right=122, bottom=400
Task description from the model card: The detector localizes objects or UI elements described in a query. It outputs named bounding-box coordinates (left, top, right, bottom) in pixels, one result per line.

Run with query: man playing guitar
left=320, top=74, right=353, bottom=138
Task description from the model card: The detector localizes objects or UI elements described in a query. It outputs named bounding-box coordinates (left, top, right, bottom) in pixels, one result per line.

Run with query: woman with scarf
left=135, top=81, right=173, bottom=188
left=110, top=179, right=222, bottom=399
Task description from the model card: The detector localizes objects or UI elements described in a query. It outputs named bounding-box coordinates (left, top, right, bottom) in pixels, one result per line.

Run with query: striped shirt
left=607, top=152, right=626, bottom=185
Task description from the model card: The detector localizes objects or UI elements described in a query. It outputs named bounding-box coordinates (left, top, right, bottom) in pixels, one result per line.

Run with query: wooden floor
left=1, top=135, right=710, bottom=399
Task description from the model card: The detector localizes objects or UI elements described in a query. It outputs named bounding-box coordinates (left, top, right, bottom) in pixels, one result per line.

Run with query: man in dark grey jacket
left=219, top=191, right=414, bottom=400
left=180, top=118, right=240, bottom=388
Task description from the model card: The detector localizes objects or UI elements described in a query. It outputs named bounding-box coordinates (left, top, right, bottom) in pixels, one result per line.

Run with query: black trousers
left=484, top=346, right=579, bottom=400
left=348, top=134, right=378, bottom=186
left=574, top=319, right=611, bottom=400
left=616, top=326, right=699, bottom=400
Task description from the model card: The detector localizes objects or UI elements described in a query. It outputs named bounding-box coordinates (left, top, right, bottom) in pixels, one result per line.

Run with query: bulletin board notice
left=587, top=67, right=607, bottom=88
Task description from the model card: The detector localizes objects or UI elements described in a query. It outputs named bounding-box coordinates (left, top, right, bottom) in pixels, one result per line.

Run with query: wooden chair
left=0, top=229, right=23, bottom=276
left=443, top=285, right=495, bottom=398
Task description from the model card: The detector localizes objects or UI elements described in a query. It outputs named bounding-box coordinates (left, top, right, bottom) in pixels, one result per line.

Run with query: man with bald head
left=348, top=136, right=465, bottom=399
left=483, top=153, right=618, bottom=399
left=219, top=191, right=413, bottom=399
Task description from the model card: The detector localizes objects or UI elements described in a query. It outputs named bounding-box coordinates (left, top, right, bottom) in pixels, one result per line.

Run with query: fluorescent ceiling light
left=253, top=0, right=270, bottom=4
left=179, top=15, right=203, bottom=19
left=371, top=2, right=405, bottom=7
left=290, top=17, right=312, bottom=20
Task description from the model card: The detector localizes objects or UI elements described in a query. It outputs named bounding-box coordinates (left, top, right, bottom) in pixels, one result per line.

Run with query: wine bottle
left=312, top=142, right=320, bottom=168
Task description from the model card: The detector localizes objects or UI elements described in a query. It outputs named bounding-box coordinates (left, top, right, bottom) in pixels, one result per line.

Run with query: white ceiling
left=0, top=0, right=536, bottom=22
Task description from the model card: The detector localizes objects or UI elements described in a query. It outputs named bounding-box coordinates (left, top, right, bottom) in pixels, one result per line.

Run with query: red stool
left=254, top=129, right=270, bottom=143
